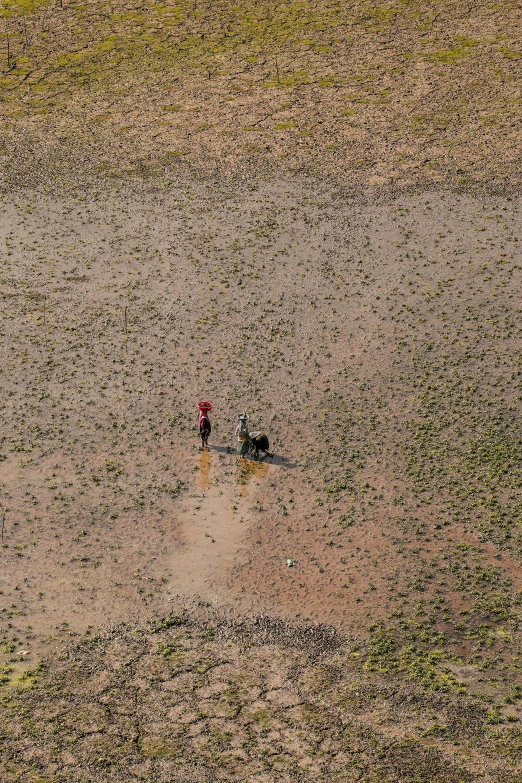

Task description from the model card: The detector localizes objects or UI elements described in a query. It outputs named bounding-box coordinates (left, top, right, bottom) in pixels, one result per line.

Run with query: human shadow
left=271, top=453, right=297, bottom=469
left=207, top=444, right=233, bottom=454
left=239, top=452, right=297, bottom=469
left=206, top=444, right=297, bottom=469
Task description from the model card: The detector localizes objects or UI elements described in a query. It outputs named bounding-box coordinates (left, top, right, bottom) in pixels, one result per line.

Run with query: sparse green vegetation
left=0, top=0, right=520, bottom=188
left=1, top=0, right=522, bottom=779
left=2, top=612, right=520, bottom=782
left=2, top=183, right=522, bottom=782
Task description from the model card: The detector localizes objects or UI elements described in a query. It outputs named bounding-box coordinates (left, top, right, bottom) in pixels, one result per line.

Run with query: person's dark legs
left=200, top=423, right=210, bottom=448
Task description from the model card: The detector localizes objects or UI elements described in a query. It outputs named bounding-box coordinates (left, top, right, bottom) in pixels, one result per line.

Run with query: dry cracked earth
left=2, top=183, right=522, bottom=781
left=1, top=1, right=522, bottom=781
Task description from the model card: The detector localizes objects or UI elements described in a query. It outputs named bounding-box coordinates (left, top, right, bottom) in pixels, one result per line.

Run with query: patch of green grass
left=426, top=45, right=475, bottom=64
left=274, top=121, right=297, bottom=130
left=0, top=664, right=14, bottom=685
left=362, top=622, right=463, bottom=692
left=0, top=0, right=49, bottom=17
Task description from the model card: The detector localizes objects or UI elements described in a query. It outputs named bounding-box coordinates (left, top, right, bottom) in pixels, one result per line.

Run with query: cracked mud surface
left=1, top=3, right=522, bottom=776
left=1, top=185, right=522, bottom=783
left=2, top=609, right=521, bottom=783
left=1, top=0, right=521, bottom=192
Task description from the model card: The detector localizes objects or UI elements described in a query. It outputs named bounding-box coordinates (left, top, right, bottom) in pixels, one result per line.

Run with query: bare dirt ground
left=0, top=0, right=521, bottom=192
left=2, top=182, right=522, bottom=779
left=2, top=609, right=519, bottom=783
left=2, top=1, right=522, bottom=780
left=170, top=449, right=271, bottom=603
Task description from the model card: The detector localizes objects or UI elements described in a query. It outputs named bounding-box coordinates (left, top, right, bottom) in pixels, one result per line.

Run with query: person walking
left=198, top=401, right=212, bottom=449
left=235, top=413, right=249, bottom=459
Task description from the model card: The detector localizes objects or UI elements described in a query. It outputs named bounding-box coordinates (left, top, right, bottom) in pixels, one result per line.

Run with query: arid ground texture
left=1, top=1, right=522, bottom=782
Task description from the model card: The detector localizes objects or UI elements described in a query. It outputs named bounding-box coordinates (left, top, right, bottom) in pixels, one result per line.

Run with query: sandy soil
left=1, top=3, right=522, bottom=779
left=169, top=447, right=271, bottom=602
left=1, top=0, right=521, bottom=192
left=1, top=181, right=522, bottom=681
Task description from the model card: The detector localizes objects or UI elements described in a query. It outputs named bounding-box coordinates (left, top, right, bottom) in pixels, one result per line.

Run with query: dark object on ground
left=249, top=431, right=272, bottom=459
left=198, top=401, right=213, bottom=448
left=200, top=417, right=211, bottom=448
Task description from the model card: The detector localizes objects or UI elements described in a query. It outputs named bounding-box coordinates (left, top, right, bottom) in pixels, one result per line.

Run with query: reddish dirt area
left=1, top=3, right=522, bottom=779
left=1, top=182, right=522, bottom=678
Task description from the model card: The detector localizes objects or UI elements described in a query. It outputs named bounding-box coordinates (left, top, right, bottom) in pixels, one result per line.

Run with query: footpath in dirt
left=2, top=185, right=522, bottom=744
left=169, top=446, right=272, bottom=608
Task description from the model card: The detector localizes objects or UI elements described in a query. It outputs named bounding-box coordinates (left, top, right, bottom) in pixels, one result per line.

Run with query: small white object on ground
left=286, top=558, right=296, bottom=567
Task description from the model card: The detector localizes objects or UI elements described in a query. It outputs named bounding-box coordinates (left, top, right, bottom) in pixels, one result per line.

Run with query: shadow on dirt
left=271, top=454, right=297, bottom=469
left=207, top=444, right=230, bottom=454
left=206, top=444, right=296, bottom=468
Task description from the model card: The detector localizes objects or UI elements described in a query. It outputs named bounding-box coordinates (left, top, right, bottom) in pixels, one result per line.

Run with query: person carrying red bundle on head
left=197, top=401, right=212, bottom=449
